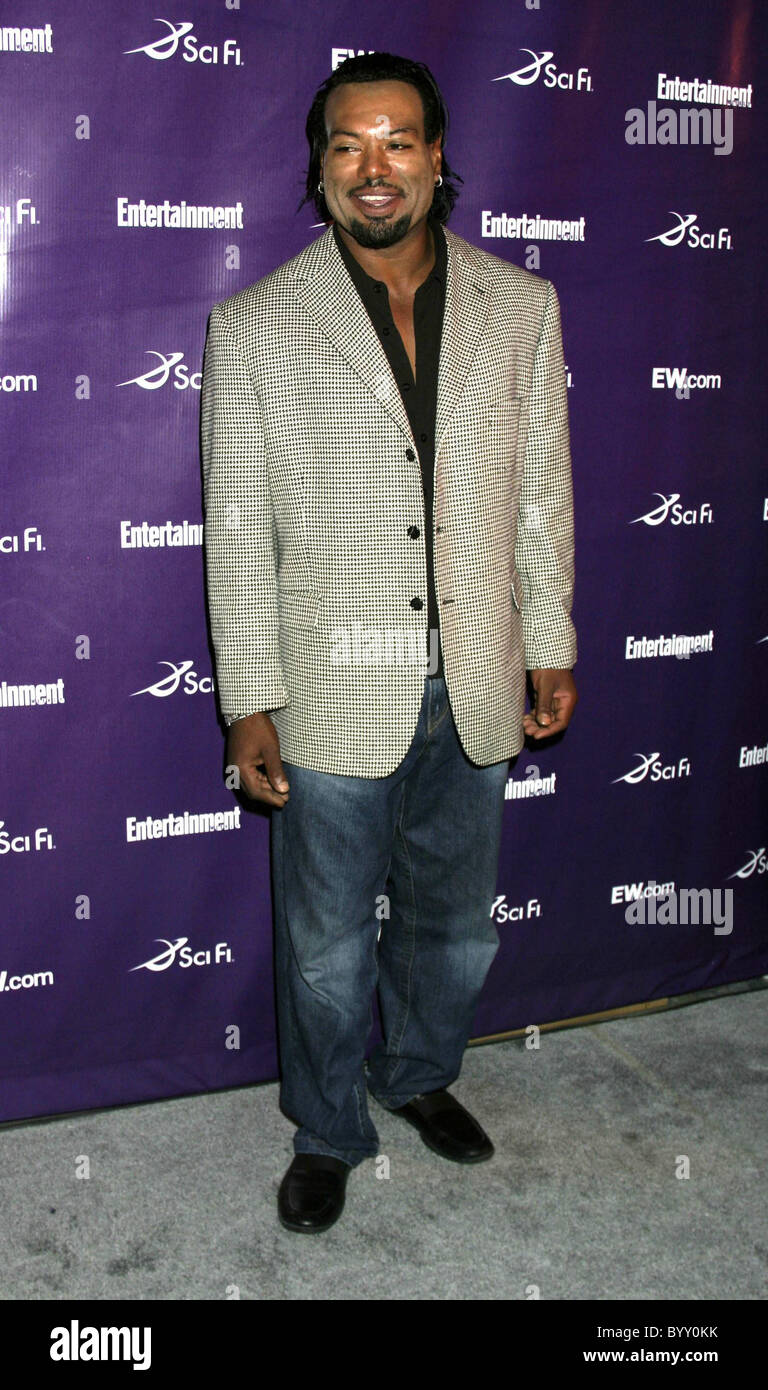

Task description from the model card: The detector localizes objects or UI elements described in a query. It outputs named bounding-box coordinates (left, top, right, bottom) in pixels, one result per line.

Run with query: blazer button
left=407, top=525, right=420, bottom=539
left=405, top=447, right=416, bottom=461
left=410, top=597, right=423, bottom=610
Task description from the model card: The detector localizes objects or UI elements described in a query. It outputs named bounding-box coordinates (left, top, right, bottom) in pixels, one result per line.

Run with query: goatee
left=342, top=212, right=413, bottom=248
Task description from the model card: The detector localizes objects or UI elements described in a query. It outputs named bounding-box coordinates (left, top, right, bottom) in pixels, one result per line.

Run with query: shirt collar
left=333, top=213, right=447, bottom=290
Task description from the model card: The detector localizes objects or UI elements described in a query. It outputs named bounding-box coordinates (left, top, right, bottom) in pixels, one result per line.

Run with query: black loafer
left=277, top=1154, right=351, bottom=1233
left=390, top=1089, right=494, bottom=1163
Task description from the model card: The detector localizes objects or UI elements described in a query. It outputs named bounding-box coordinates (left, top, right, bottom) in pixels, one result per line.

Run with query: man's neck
left=335, top=216, right=435, bottom=299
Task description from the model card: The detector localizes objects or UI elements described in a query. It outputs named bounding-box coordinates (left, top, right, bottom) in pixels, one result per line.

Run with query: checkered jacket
left=200, top=221, right=576, bottom=776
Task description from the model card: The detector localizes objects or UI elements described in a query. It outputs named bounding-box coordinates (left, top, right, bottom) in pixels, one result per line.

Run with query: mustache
left=349, top=184, right=401, bottom=194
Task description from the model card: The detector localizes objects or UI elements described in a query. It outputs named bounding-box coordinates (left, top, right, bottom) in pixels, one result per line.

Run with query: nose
left=355, top=138, right=393, bottom=184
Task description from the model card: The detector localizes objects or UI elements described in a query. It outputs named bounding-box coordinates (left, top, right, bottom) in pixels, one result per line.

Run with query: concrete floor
left=2, top=990, right=766, bottom=1300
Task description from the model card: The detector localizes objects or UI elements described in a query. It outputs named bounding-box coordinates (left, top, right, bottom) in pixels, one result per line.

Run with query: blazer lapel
left=292, top=226, right=413, bottom=442
left=291, top=222, right=493, bottom=454
left=436, top=227, right=492, bottom=455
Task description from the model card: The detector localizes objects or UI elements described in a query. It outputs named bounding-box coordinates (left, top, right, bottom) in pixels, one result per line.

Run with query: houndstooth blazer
left=200, top=220, right=576, bottom=776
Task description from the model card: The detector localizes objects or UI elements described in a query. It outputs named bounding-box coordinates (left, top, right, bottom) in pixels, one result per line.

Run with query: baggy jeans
left=270, top=674, right=510, bottom=1167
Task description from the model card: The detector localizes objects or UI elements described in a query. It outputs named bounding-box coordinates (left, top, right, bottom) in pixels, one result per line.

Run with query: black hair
left=298, top=51, right=463, bottom=224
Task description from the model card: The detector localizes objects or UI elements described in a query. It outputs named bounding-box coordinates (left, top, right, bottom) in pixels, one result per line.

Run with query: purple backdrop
left=1, top=0, right=766, bottom=1123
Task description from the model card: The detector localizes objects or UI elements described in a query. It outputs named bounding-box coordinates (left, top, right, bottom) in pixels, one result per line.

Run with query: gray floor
left=2, top=990, right=767, bottom=1301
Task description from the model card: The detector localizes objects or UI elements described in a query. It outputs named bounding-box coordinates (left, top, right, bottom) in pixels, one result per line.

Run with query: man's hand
left=227, top=712, right=290, bottom=807
left=523, top=669, right=578, bottom=740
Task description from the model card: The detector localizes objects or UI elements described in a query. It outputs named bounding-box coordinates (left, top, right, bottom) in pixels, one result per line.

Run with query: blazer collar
left=290, top=221, right=492, bottom=454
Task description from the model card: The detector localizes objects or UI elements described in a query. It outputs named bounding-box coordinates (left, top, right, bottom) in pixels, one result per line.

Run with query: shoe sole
left=278, top=1206, right=345, bottom=1234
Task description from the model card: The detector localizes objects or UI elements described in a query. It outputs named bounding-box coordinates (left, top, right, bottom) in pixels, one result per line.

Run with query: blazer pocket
left=510, top=569, right=525, bottom=613
left=277, top=589, right=322, bottom=630
left=484, top=391, right=528, bottom=410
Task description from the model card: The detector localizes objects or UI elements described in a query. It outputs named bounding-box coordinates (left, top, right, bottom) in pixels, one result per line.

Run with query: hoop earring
left=435, top=175, right=443, bottom=187
left=318, top=181, right=324, bottom=193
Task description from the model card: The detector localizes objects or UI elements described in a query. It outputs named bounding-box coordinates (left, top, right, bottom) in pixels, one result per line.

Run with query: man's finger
left=523, top=698, right=575, bottom=738
left=241, top=761, right=289, bottom=804
left=525, top=716, right=569, bottom=739
left=261, top=751, right=289, bottom=793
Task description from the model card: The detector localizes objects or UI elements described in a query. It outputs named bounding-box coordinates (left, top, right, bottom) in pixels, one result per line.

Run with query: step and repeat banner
left=2, top=1, right=766, bottom=1123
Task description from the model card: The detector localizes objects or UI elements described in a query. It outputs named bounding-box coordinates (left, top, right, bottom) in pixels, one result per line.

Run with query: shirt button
left=420, top=432, right=428, bottom=442
left=405, top=447, right=416, bottom=461
left=407, top=525, right=420, bottom=539
left=401, top=381, right=411, bottom=391
left=382, top=327, right=390, bottom=336
left=410, top=597, right=423, bottom=610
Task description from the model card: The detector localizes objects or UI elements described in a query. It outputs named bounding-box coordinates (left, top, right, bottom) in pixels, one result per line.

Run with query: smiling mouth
left=350, top=190, right=402, bottom=214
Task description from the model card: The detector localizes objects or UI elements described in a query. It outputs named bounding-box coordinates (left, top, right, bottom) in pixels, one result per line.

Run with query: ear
left=430, top=138, right=443, bottom=176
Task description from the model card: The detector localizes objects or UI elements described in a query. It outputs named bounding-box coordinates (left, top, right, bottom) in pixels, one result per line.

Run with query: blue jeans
left=270, top=675, right=509, bottom=1167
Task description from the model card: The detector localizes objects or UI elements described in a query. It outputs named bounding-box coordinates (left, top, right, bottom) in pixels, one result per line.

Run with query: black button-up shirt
left=333, top=215, right=447, bottom=679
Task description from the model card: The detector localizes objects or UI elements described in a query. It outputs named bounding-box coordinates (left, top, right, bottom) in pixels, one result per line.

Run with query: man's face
left=321, top=79, right=442, bottom=249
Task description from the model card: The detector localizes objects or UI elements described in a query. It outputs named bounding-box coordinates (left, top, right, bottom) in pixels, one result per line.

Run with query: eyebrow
left=328, top=126, right=418, bottom=139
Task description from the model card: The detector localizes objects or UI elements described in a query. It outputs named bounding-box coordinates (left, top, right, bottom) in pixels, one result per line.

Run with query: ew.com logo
left=124, top=19, right=242, bottom=65
left=117, top=352, right=201, bottom=391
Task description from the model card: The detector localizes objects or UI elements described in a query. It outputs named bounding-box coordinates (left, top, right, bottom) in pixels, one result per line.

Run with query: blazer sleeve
left=200, top=303, right=289, bottom=723
left=513, top=278, right=577, bottom=670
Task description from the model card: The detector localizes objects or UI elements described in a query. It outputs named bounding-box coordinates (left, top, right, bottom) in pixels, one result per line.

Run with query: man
left=201, top=52, right=577, bottom=1234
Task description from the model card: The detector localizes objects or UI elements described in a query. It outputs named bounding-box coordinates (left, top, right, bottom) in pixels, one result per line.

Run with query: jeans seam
left=427, top=681, right=451, bottom=739
left=383, top=785, right=418, bottom=1090
left=278, top=808, right=351, bottom=1152
left=353, top=1079, right=369, bottom=1142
